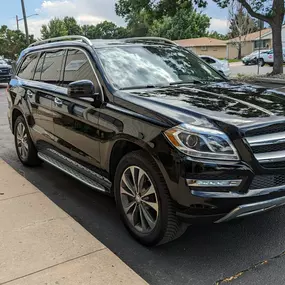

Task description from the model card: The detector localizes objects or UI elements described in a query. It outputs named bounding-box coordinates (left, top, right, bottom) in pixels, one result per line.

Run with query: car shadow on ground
left=3, top=154, right=285, bottom=285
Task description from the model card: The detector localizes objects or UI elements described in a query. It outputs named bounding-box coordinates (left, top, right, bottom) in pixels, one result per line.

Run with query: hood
left=118, top=81, right=285, bottom=130
left=0, top=64, right=11, bottom=69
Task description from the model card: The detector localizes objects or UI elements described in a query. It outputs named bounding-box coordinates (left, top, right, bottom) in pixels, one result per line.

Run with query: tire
left=14, top=115, right=42, bottom=166
left=114, top=150, right=187, bottom=246
left=269, top=63, right=273, bottom=67
left=258, top=58, right=265, bottom=67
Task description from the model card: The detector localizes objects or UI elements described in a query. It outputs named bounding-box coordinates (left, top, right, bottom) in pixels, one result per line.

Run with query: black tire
left=258, top=58, right=265, bottom=67
left=14, top=115, right=42, bottom=167
left=269, top=63, right=273, bottom=67
left=114, top=150, right=187, bottom=246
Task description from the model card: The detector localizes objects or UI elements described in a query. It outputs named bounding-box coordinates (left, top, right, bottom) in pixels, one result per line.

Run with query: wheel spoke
left=129, top=166, right=138, bottom=193
left=141, top=185, right=155, bottom=198
left=141, top=204, right=156, bottom=229
left=130, top=203, right=138, bottom=226
left=137, top=168, right=145, bottom=193
left=142, top=200, right=159, bottom=213
left=122, top=174, right=136, bottom=196
left=138, top=204, right=148, bottom=231
left=120, top=187, right=135, bottom=198
left=124, top=200, right=136, bottom=213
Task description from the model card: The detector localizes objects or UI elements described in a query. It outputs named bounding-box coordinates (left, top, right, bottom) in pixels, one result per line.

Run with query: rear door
left=52, top=48, right=102, bottom=168
left=25, top=49, right=66, bottom=148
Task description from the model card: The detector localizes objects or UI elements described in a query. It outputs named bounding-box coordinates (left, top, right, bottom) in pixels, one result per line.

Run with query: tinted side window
left=40, top=50, right=65, bottom=85
left=62, top=49, right=98, bottom=87
left=17, top=53, right=39, bottom=80
left=34, top=53, right=45, bottom=81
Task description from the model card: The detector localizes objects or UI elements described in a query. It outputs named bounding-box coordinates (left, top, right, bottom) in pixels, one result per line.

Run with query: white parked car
left=199, top=55, right=231, bottom=77
left=258, top=48, right=285, bottom=66
left=242, top=50, right=270, bottom=65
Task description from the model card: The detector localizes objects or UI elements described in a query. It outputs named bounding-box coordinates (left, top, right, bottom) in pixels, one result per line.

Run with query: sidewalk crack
left=0, top=248, right=107, bottom=285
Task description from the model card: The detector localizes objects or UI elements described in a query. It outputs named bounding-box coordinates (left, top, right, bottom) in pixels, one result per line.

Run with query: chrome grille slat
left=246, top=125, right=285, bottom=165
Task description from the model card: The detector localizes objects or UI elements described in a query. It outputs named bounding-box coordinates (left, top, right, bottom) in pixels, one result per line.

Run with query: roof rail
left=123, top=37, right=177, bottom=46
left=29, top=35, right=92, bottom=48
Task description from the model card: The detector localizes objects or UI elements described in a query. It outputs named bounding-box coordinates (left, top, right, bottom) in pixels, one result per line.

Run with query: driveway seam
left=0, top=248, right=107, bottom=285
left=0, top=191, right=38, bottom=203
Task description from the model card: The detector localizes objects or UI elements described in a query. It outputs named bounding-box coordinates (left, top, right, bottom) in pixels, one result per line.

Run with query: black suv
left=7, top=36, right=285, bottom=246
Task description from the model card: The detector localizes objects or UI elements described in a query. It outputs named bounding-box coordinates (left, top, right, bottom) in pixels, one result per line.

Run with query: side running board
left=38, top=152, right=109, bottom=193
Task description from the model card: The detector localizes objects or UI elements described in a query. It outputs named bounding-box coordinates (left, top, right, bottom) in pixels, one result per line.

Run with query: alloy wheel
left=120, top=166, right=159, bottom=233
left=16, top=122, right=29, bottom=160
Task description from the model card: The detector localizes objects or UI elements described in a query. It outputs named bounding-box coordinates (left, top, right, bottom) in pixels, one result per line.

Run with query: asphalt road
left=2, top=84, right=285, bottom=285
left=230, top=62, right=273, bottom=77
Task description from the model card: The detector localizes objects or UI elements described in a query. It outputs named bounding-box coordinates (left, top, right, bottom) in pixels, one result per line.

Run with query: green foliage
left=149, top=9, right=210, bottom=39
left=41, top=18, right=129, bottom=40
left=0, top=25, right=34, bottom=59
left=207, top=31, right=229, bottom=40
left=41, top=18, right=68, bottom=39
left=115, top=0, right=209, bottom=37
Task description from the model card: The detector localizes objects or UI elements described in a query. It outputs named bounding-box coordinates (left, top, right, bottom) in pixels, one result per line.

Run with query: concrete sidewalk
left=0, top=160, right=147, bottom=285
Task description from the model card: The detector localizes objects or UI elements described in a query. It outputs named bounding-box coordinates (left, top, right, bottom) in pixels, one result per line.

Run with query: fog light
left=187, top=179, right=242, bottom=187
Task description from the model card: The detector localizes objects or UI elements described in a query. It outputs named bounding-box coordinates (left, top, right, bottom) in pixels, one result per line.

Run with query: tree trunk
left=238, top=43, right=242, bottom=59
left=271, top=21, right=283, bottom=74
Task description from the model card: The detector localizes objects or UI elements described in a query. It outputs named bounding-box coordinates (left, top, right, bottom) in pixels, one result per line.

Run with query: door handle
left=54, top=97, right=63, bottom=107
left=27, top=90, right=34, bottom=98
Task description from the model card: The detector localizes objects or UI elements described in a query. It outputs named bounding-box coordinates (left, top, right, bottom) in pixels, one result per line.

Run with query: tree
left=41, top=18, right=68, bottom=39
left=63, top=17, right=82, bottom=35
left=228, top=2, right=259, bottom=59
left=0, top=25, right=34, bottom=59
left=150, top=8, right=210, bottom=39
left=115, top=0, right=208, bottom=36
left=208, top=31, right=229, bottom=40
left=214, top=0, right=285, bottom=74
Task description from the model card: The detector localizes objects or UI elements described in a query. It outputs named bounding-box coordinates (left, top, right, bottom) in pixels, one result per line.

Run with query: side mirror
left=68, top=80, right=98, bottom=98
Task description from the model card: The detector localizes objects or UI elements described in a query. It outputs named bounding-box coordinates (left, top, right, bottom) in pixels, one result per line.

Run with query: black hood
left=117, top=82, right=285, bottom=129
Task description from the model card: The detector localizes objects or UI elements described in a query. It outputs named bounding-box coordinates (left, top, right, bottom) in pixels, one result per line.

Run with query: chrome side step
left=38, top=152, right=107, bottom=193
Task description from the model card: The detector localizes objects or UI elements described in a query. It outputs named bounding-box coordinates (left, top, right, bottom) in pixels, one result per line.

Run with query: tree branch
left=238, top=0, right=271, bottom=23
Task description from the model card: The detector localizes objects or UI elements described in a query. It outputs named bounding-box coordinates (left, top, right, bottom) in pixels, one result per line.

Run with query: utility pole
left=16, top=15, right=19, bottom=30
left=20, top=0, right=29, bottom=45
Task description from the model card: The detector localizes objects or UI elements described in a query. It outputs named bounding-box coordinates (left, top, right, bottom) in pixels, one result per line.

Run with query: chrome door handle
left=27, top=90, right=34, bottom=98
left=54, top=97, right=63, bottom=107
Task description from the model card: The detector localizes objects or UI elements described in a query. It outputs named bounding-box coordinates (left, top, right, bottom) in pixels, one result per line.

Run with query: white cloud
left=209, top=18, right=229, bottom=35
left=14, top=0, right=125, bottom=38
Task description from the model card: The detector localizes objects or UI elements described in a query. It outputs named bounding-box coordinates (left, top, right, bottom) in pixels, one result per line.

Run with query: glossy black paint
left=7, top=40, right=285, bottom=223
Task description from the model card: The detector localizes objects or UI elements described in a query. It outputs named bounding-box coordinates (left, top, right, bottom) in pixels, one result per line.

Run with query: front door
left=52, top=48, right=102, bottom=168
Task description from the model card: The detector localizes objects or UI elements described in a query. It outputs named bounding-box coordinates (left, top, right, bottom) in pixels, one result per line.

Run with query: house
left=227, top=28, right=272, bottom=59
left=174, top=37, right=227, bottom=58
left=255, top=25, right=285, bottom=48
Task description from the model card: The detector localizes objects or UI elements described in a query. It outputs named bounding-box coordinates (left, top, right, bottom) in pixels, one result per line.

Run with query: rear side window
left=62, top=49, right=98, bottom=87
left=40, top=49, right=65, bottom=85
left=17, top=53, right=39, bottom=80
left=202, top=57, right=215, bottom=64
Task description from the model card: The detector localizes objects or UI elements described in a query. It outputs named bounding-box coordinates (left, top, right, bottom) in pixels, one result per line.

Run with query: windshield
left=96, top=45, right=224, bottom=90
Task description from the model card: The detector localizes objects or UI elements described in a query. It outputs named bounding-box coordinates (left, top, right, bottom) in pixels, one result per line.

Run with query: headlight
left=164, top=124, right=239, bottom=161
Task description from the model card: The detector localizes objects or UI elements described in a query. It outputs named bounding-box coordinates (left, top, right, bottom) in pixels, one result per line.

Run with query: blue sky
left=1, top=0, right=229, bottom=38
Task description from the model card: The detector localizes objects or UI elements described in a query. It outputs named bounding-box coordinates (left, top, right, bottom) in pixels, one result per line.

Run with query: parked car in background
left=199, top=55, right=231, bottom=77
left=0, top=59, right=13, bottom=84
left=258, top=48, right=285, bottom=66
left=242, top=50, right=270, bottom=65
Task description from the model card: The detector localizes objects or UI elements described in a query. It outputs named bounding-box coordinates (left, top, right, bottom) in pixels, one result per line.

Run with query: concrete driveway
left=2, top=84, right=285, bottom=285
left=230, top=61, right=273, bottom=77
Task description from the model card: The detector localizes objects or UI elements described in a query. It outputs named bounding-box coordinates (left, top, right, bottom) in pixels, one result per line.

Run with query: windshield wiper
left=169, top=80, right=203, bottom=86
left=119, top=84, right=168, bottom=90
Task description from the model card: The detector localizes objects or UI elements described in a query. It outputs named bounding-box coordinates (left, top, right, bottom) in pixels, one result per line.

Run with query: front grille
left=250, top=174, right=285, bottom=190
left=246, top=124, right=285, bottom=137
left=245, top=123, right=285, bottom=168
left=251, top=142, right=285, bottom=154
left=0, top=68, right=9, bottom=75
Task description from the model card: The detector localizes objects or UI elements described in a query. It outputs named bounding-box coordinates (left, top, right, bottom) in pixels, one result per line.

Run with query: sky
left=0, top=0, right=229, bottom=38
